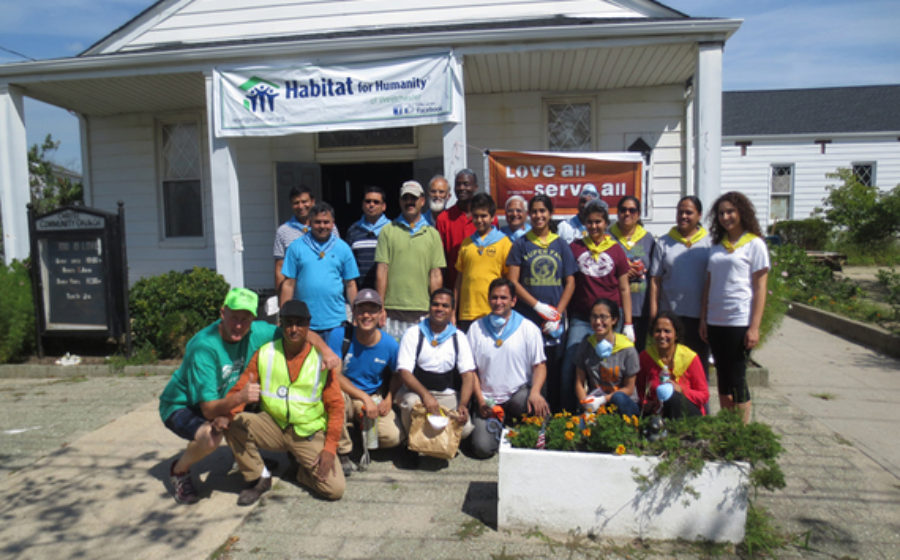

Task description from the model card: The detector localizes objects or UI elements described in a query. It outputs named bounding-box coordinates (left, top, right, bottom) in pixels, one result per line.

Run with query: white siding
left=88, top=112, right=216, bottom=285
left=721, top=135, right=900, bottom=231
left=109, top=0, right=655, bottom=53
left=467, top=85, right=686, bottom=236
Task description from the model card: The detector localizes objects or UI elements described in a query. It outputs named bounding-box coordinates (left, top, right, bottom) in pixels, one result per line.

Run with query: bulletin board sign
left=486, top=150, right=643, bottom=216
left=28, top=203, right=131, bottom=356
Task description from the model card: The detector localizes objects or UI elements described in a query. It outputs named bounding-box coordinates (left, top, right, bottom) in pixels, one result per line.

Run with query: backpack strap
left=340, top=321, right=354, bottom=358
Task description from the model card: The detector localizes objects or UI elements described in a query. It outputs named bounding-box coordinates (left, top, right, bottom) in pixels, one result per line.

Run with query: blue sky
left=1, top=0, right=898, bottom=172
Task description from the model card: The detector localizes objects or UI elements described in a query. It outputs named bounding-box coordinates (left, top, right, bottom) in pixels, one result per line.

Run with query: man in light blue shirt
left=281, top=202, right=359, bottom=339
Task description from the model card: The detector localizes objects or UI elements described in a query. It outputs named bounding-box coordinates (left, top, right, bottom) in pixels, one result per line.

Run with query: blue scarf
left=355, top=214, right=390, bottom=235
left=471, top=227, right=506, bottom=252
left=418, top=318, right=457, bottom=346
left=479, top=310, right=525, bottom=347
left=501, top=223, right=531, bottom=242
left=422, top=209, right=435, bottom=226
left=286, top=215, right=310, bottom=234
left=396, top=215, right=426, bottom=236
left=567, top=215, right=585, bottom=234
left=301, top=231, right=337, bottom=259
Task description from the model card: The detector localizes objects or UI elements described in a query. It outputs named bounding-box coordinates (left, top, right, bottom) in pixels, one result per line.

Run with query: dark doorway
left=320, top=162, right=414, bottom=234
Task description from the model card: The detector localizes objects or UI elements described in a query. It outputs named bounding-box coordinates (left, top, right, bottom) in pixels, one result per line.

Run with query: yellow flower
left=615, top=444, right=626, bottom=455
left=598, top=406, right=607, bottom=415
left=622, top=415, right=632, bottom=426
left=564, top=431, right=574, bottom=440
left=582, top=428, right=591, bottom=437
left=507, top=431, right=518, bottom=439
left=632, top=415, right=639, bottom=427
left=565, top=422, right=574, bottom=429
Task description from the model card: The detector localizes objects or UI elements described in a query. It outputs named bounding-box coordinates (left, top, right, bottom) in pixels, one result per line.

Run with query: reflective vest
left=258, top=339, right=327, bottom=437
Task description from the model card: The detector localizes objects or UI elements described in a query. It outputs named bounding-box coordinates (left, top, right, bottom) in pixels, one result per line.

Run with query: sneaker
left=237, top=476, right=272, bottom=506
left=170, top=461, right=199, bottom=505
left=338, top=453, right=355, bottom=477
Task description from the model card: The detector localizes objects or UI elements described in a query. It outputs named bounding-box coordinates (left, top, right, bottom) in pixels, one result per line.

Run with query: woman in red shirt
left=637, top=311, right=709, bottom=418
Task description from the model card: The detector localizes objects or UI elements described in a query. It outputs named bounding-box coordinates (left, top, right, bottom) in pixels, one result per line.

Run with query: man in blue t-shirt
left=281, top=202, right=359, bottom=339
left=328, top=289, right=402, bottom=458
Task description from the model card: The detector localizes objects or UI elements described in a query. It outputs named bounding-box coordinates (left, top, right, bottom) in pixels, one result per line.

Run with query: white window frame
left=543, top=97, right=595, bottom=152
left=155, top=116, right=207, bottom=247
left=769, top=163, right=794, bottom=222
left=852, top=162, right=876, bottom=187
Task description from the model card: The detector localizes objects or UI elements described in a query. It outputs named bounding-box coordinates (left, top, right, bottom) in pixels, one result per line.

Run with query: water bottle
left=364, top=395, right=380, bottom=449
left=656, top=365, right=674, bottom=402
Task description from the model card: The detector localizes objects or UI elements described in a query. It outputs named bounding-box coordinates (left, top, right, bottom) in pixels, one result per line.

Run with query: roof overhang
left=0, top=18, right=741, bottom=117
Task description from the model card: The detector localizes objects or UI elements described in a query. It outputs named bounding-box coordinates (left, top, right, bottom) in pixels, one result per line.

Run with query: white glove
left=533, top=302, right=561, bottom=322
left=623, top=323, right=635, bottom=342
left=541, top=320, right=561, bottom=335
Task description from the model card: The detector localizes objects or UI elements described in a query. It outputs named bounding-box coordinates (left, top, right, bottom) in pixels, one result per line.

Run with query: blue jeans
left=560, top=317, right=593, bottom=413
left=608, top=391, right=640, bottom=417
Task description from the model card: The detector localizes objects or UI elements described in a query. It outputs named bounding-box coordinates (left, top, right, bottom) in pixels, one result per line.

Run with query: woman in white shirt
left=700, top=191, right=769, bottom=424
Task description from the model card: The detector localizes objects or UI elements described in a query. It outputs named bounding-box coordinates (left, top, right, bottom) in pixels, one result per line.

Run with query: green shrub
left=129, top=267, right=230, bottom=359
left=818, top=169, right=900, bottom=245
left=771, top=218, right=831, bottom=250
left=0, top=260, right=36, bottom=363
left=877, top=267, right=900, bottom=322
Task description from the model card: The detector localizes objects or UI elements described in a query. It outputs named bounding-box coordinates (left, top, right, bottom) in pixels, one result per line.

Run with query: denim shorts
left=164, top=407, right=208, bottom=441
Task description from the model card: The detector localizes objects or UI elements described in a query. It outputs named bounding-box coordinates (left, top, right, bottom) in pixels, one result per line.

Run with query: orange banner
left=487, top=150, right=643, bottom=216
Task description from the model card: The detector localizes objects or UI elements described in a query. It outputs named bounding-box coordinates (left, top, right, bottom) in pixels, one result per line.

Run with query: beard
left=429, top=199, right=447, bottom=213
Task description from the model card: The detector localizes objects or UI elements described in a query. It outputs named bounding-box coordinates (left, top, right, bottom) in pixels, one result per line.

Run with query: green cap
left=222, top=287, right=258, bottom=317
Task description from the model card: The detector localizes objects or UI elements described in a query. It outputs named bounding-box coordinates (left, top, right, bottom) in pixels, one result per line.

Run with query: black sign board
left=28, top=203, right=131, bottom=356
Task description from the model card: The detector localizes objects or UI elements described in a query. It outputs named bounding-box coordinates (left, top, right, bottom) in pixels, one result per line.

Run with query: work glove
left=532, top=302, right=561, bottom=322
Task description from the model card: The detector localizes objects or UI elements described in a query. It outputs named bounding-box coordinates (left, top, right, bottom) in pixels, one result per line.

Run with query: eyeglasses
left=620, top=207, right=639, bottom=214
left=591, top=314, right=612, bottom=321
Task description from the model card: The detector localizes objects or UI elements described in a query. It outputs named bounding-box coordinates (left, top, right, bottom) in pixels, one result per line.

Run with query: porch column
left=0, top=84, right=30, bottom=265
left=443, top=52, right=467, bottom=183
left=204, top=73, right=245, bottom=287
left=694, top=42, right=723, bottom=205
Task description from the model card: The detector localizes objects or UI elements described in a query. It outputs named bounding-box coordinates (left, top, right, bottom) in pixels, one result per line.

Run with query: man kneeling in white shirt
left=468, top=278, right=550, bottom=458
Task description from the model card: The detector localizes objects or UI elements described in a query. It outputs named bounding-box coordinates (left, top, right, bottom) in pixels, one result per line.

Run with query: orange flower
left=582, top=428, right=591, bottom=437
left=615, top=444, right=626, bottom=455
left=632, top=415, right=639, bottom=427
left=564, top=431, right=574, bottom=440
left=598, top=406, right=607, bottom=415
left=622, top=415, right=632, bottom=426
left=565, top=422, right=574, bottom=429
left=507, top=431, right=518, bottom=439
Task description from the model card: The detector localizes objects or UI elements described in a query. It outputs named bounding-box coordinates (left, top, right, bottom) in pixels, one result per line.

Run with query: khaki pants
left=226, top=412, right=345, bottom=500
left=396, top=386, right=474, bottom=440
left=343, top=393, right=403, bottom=449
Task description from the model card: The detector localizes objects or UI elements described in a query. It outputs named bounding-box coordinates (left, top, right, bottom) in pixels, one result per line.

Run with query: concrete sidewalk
left=0, top=316, right=898, bottom=559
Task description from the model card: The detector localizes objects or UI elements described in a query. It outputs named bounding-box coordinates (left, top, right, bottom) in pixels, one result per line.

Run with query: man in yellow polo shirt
left=223, top=300, right=346, bottom=505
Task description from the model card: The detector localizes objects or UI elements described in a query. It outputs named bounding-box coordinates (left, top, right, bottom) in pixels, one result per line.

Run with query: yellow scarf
left=645, top=343, right=697, bottom=382
left=588, top=333, right=634, bottom=354
left=668, top=226, right=708, bottom=248
left=722, top=232, right=758, bottom=254
left=525, top=230, right=559, bottom=250
left=582, top=232, right=616, bottom=261
left=610, top=223, right=648, bottom=251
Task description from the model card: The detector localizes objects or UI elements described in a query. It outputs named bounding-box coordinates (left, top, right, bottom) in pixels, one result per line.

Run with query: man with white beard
left=422, top=175, right=450, bottom=226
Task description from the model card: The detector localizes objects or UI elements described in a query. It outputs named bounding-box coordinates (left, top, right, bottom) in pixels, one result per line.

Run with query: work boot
left=237, top=476, right=272, bottom=506
left=170, top=461, right=199, bottom=505
left=338, top=453, right=355, bottom=477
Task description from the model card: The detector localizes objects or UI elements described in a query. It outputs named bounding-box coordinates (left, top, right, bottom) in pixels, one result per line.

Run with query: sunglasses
left=363, top=199, right=383, bottom=205
left=620, top=207, right=640, bottom=214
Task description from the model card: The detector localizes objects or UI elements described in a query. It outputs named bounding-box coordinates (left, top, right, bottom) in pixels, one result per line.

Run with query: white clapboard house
left=0, top=0, right=740, bottom=290
left=721, top=85, right=900, bottom=232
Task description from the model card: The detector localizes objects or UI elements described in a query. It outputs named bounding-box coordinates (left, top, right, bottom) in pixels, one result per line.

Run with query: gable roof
left=83, top=0, right=688, bottom=55
left=723, top=85, right=900, bottom=137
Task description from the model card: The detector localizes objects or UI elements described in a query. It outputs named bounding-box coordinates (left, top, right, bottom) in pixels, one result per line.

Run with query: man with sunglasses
left=374, top=180, right=445, bottom=340
left=345, top=186, right=390, bottom=290
left=223, top=300, right=347, bottom=505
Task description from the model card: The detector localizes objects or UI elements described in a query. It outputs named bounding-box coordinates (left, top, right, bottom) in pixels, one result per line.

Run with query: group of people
left=158, top=168, right=769, bottom=506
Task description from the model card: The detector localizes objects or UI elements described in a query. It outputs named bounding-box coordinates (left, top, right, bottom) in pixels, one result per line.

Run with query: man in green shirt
left=159, top=288, right=339, bottom=504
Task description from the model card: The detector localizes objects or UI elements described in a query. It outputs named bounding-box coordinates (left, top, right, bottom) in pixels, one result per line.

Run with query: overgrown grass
left=829, top=239, right=900, bottom=267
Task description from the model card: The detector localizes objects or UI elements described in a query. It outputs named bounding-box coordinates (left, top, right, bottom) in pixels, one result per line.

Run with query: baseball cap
left=223, top=288, right=258, bottom=317
left=580, top=185, right=599, bottom=199
left=353, top=288, right=383, bottom=308
left=400, top=180, right=424, bottom=198
left=279, top=299, right=311, bottom=319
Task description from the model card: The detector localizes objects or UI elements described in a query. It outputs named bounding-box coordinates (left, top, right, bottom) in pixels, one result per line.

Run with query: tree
left=28, top=134, right=83, bottom=215
left=818, top=168, right=900, bottom=245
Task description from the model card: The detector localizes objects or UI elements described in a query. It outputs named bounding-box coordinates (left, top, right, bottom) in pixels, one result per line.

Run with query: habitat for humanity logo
left=240, top=77, right=280, bottom=112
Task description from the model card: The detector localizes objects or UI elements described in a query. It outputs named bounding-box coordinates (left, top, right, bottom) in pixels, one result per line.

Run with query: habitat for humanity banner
left=213, top=52, right=462, bottom=137
left=487, top=151, right=643, bottom=216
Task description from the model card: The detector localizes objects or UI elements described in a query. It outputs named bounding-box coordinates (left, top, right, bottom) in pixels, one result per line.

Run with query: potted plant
left=498, top=407, right=784, bottom=543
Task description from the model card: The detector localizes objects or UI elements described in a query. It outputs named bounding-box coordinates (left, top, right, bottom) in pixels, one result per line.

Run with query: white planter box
left=498, top=438, right=749, bottom=543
